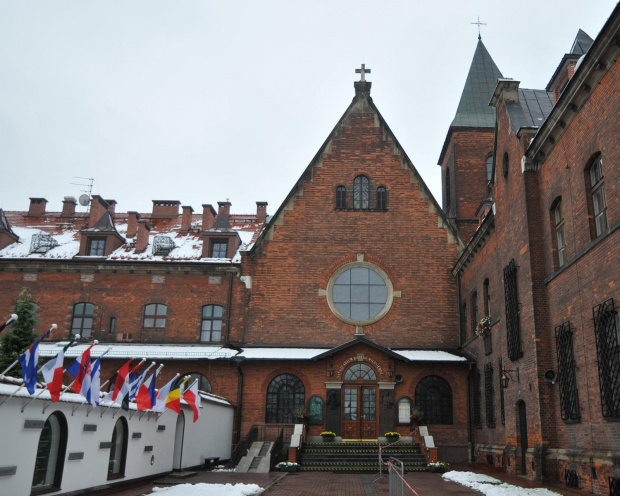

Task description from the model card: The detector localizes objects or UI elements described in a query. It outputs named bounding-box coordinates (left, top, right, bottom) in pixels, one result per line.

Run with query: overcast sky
left=1, top=1, right=617, bottom=217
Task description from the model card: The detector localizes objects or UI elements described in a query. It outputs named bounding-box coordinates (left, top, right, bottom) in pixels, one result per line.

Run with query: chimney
left=202, top=204, right=216, bottom=230
left=217, top=201, right=231, bottom=219
left=135, top=220, right=152, bottom=253
left=105, top=199, right=117, bottom=215
left=28, top=198, right=47, bottom=216
left=152, top=200, right=180, bottom=218
left=126, top=211, right=140, bottom=238
left=180, top=205, right=194, bottom=234
left=88, top=195, right=110, bottom=227
left=256, top=201, right=268, bottom=220
left=61, top=197, right=77, bottom=217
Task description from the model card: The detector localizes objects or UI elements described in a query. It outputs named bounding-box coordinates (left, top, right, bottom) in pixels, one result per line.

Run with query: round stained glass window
left=326, top=262, right=393, bottom=325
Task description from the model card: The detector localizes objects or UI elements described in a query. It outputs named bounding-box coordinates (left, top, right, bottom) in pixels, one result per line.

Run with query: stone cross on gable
left=471, top=15, right=487, bottom=40
left=355, top=64, right=371, bottom=82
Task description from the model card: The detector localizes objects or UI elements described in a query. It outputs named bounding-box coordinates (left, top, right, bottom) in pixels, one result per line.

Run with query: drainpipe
left=467, top=362, right=474, bottom=463
left=234, top=357, right=245, bottom=445
left=457, top=273, right=463, bottom=347
left=225, top=271, right=234, bottom=346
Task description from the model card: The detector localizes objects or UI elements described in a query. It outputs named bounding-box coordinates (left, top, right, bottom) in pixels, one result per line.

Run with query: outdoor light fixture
left=501, top=364, right=520, bottom=388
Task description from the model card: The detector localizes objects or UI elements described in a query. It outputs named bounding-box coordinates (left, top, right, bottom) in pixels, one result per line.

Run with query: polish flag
left=183, top=380, right=201, bottom=423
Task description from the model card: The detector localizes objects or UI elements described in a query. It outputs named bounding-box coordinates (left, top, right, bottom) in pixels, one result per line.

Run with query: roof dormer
left=79, top=211, right=125, bottom=257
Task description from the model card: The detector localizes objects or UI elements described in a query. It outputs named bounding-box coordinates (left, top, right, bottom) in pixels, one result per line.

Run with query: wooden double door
left=341, top=385, right=378, bottom=439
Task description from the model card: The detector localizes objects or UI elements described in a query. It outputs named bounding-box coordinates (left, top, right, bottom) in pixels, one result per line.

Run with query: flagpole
left=154, top=373, right=181, bottom=421
left=0, top=324, right=57, bottom=378
left=111, top=358, right=147, bottom=418
left=101, top=358, right=146, bottom=418
left=139, top=364, right=164, bottom=420
left=0, top=313, right=18, bottom=335
left=70, top=347, right=113, bottom=415
left=127, top=362, right=157, bottom=419
left=157, top=374, right=187, bottom=421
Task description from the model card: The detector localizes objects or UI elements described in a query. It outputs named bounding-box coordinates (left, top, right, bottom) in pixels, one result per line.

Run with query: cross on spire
left=471, top=15, right=487, bottom=40
left=355, top=64, right=371, bottom=82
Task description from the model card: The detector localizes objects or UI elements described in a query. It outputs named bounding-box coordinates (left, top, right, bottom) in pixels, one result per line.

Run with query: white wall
left=0, top=390, right=233, bottom=496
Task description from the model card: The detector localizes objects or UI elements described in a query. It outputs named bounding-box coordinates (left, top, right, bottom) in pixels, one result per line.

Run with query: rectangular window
left=470, top=291, right=478, bottom=338
left=88, top=238, right=106, bottom=256
left=554, top=201, right=566, bottom=267
left=588, top=157, right=609, bottom=238
left=484, top=362, right=496, bottom=428
left=503, top=260, right=523, bottom=360
left=460, top=302, right=467, bottom=344
left=109, top=317, right=116, bottom=334
left=593, top=299, right=620, bottom=419
left=555, top=321, right=580, bottom=422
left=211, top=240, right=228, bottom=258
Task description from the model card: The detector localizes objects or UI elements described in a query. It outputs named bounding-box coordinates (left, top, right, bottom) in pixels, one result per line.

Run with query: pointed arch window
left=353, top=175, right=370, bottom=210
left=336, top=186, right=347, bottom=209
left=502, top=153, right=509, bottom=179
left=552, top=198, right=566, bottom=268
left=376, top=187, right=388, bottom=210
left=415, top=375, right=453, bottom=425
left=266, top=374, right=305, bottom=423
left=32, top=412, right=68, bottom=492
left=108, top=417, right=128, bottom=479
left=586, top=155, right=608, bottom=238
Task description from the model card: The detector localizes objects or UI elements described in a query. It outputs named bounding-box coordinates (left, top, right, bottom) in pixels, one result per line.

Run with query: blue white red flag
left=86, top=356, right=102, bottom=407
left=17, top=326, right=53, bottom=394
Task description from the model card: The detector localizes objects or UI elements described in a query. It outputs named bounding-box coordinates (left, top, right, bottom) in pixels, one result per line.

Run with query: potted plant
left=293, top=406, right=309, bottom=422
left=428, top=461, right=449, bottom=473
left=276, top=461, right=299, bottom=473
left=410, top=408, right=424, bottom=425
left=320, top=431, right=336, bottom=442
left=384, top=431, right=401, bottom=443
left=476, top=315, right=492, bottom=336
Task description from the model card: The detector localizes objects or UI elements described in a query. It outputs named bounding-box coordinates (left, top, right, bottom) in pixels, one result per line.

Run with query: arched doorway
left=516, top=401, right=528, bottom=475
left=342, top=363, right=378, bottom=440
left=173, top=410, right=186, bottom=470
left=108, top=416, right=128, bottom=480
left=31, top=411, right=68, bottom=492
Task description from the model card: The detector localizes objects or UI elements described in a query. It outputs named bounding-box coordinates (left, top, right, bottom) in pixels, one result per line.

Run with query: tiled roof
left=506, top=89, right=554, bottom=131
left=451, top=40, right=503, bottom=128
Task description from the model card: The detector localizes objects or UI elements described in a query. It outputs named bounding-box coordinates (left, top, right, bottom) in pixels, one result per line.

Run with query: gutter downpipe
left=234, top=357, right=245, bottom=445
left=458, top=272, right=474, bottom=462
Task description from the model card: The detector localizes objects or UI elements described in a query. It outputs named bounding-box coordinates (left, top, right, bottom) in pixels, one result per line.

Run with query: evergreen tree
left=0, top=289, right=39, bottom=378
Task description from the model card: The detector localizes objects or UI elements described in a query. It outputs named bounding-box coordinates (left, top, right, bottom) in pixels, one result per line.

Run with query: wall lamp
left=500, top=365, right=520, bottom=389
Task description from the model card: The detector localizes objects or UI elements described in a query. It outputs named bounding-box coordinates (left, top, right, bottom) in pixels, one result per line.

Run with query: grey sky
left=1, top=1, right=617, bottom=216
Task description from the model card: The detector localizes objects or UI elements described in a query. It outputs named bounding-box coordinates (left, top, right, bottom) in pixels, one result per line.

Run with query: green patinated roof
left=451, top=40, right=503, bottom=128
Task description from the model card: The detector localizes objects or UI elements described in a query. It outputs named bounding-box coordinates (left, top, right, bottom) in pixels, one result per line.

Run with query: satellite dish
left=78, top=194, right=91, bottom=206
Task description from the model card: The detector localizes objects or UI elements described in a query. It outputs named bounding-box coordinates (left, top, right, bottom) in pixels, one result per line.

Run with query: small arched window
left=336, top=186, right=347, bottom=209
left=377, top=186, right=388, bottom=210
left=470, top=291, right=478, bottom=338
left=186, top=372, right=212, bottom=393
left=143, top=303, right=167, bottom=329
left=266, top=374, right=305, bottom=423
left=486, top=154, right=494, bottom=182
left=445, top=168, right=451, bottom=212
left=483, top=279, right=491, bottom=317
left=552, top=198, right=566, bottom=268
left=32, top=412, right=68, bottom=492
left=586, top=155, right=608, bottom=238
left=201, top=304, right=223, bottom=342
left=108, top=417, right=128, bottom=479
left=344, top=363, right=377, bottom=381
left=502, top=153, right=509, bottom=178
left=71, top=302, right=95, bottom=338
left=415, top=375, right=453, bottom=425
left=354, top=175, right=370, bottom=210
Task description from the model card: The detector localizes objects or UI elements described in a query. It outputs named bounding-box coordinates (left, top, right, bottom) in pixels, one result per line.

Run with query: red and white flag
left=40, top=350, right=66, bottom=402
left=183, top=380, right=201, bottom=423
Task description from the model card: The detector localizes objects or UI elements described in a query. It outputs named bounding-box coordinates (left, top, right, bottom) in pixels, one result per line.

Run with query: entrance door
left=518, top=402, right=528, bottom=475
left=342, top=386, right=378, bottom=439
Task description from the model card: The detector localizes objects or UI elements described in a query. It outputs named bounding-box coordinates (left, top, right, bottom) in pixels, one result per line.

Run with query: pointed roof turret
left=450, top=40, right=503, bottom=128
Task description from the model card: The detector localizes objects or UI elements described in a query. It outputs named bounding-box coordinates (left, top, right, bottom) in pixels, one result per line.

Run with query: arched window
left=445, top=168, right=451, bottom=212
left=470, top=290, right=478, bottom=338
left=502, top=153, right=509, bottom=178
left=31, top=412, right=67, bottom=492
left=71, top=302, right=95, bottom=338
left=344, top=363, right=377, bottom=381
left=108, top=417, right=128, bottom=479
left=143, top=303, right=167, bottom=329
left=397, top=397, right=412, bottom=424
left=486, top=154, right=494, bottom=182
left=336, top=186, right=347, bottom=209
left=586, top=155, right=608, bottom=238
left=186, top=372, right=212, bottom=393
left=483, top=279, right=491, bottom=317
left=201, top=305, right=223, bottom=342
left=266, top=374, right=305, bottom=423
left=415, top=375, right=453, bottom=425
left=552, top=198, right=566, bottom=268
left=377, top=187, right=388, bottom=210
left=353, top=175, right=370, bottom=210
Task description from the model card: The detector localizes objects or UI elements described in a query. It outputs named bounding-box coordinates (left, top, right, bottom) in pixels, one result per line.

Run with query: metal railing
left=228, top=423, right=296, bottom=469
left=389, top=458, right=405, bottom=496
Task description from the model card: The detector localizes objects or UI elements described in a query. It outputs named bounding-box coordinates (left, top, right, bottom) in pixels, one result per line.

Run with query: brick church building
left=0, top=4, right=618, bottom=494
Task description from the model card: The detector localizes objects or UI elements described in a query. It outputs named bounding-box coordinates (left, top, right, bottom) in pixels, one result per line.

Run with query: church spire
left=450, top=40, right=503, bottom=128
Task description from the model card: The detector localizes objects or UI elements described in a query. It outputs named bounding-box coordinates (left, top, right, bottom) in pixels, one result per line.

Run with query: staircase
left=235, top=441, right=274, bottom=473
left=298, top=441, right=427, bottom=473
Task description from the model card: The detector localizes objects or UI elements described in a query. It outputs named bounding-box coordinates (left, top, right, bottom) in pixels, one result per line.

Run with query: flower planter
left=280, top=466, right=298, bottom=473
left=428, top=467, right=446, bottom=474
left=385, top=436, right=400, bottom=443
left=321, top=436, right=336, bottom=442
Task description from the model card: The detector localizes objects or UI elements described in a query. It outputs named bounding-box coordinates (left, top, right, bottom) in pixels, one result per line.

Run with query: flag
left=40, top=350, right=65, bottom=402
left=166, top=377, right=187, bottom=414
left=151, top=375, right=177, bottom=413
left=136, top=370, right=158, bottom=411
left=66, top=344, right=95, bottom=394
left=86, top=356, right=102, bottom=407
left=183, top=380, right=201, bottom=423
left=17, top=327, right=53, bottom=394
left=129, top=368, right=150, bottom=400
left=111, top=360, right=133, bottom=403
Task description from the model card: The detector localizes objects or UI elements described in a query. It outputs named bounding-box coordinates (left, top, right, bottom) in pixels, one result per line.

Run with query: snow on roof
left=39, top=343, right=238, bottom=360
left=391, top=350, right=467, bottom=362
left=237, top=348, right=330, bottom=359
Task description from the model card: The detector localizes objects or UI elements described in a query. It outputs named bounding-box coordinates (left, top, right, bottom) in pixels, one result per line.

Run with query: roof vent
left=30, top=233, right=59, bottom=254
left=152, top=235, right=175, bottom=256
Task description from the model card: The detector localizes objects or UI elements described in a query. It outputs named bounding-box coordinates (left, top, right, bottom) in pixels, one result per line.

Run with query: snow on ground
left=443, top=471, right=562, bottom=495
left=151, top=483, right=262, bottom=496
